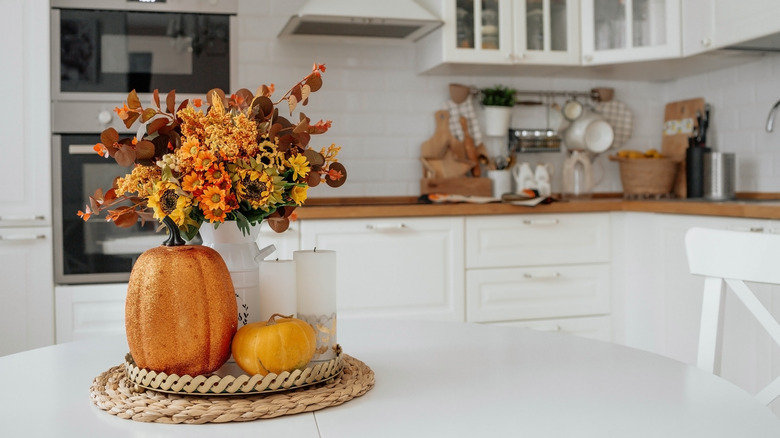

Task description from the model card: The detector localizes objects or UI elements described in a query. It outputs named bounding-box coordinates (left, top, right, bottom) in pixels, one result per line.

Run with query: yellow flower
left=285, top=154, right=310, bottom=181
left=290, top=185, right=308, bottom=206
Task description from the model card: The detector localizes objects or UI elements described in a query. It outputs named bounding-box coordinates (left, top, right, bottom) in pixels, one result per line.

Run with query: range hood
left=278, top=0, right=442, bottom=42
left=724, top=33, right=780, bottom=52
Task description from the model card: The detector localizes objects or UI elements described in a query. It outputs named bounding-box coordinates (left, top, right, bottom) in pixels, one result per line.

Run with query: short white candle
left=258, top=259, right=297, bottom=322
left=293, top=249, right=337, bottom=361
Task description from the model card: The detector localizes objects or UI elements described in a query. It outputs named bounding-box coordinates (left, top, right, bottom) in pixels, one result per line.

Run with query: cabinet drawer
left=466, top=264, right=610, bottom=322
left=490, top=315, right=612, bottom=342
left=300, top=217, right=465, bottom=321
left=465, top=213, right=610, bottom=268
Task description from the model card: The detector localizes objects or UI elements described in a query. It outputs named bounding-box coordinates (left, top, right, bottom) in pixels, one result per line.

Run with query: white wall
left=237, top=0, right=780, bottom=198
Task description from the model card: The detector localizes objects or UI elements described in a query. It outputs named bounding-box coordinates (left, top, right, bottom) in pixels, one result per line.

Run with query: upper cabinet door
left=683, top=0, right=780, bottom=56
left=581, top=0, right=681, bottom=65
left=0, top=0, right=51, bottom=227
left=514, top=0, right=580, bottom=64
left=446, top=0, right=515, bottom=63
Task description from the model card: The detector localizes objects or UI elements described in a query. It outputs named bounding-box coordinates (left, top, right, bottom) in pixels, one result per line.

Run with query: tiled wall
left=238, top=0, right=780, bottom=197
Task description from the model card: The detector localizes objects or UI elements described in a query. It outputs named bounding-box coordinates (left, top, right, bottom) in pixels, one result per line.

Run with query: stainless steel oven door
left=52, top=134, right=163, bottom=284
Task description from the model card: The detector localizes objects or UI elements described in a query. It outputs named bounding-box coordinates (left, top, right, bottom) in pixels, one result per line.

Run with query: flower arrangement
left=79, top=63, right=346, bottom=240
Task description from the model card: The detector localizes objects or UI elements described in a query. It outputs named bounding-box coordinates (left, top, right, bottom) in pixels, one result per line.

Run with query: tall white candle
left=293, top=249, right=337, bottom=362
left=258, top=259, right=297, bottom=322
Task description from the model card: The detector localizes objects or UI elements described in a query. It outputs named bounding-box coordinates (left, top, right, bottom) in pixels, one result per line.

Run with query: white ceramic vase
left=199, top=221, right=275, bottom=327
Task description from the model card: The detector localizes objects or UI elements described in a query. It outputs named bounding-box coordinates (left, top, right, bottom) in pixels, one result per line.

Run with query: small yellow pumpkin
left=231, top=313, right=317, bottom=376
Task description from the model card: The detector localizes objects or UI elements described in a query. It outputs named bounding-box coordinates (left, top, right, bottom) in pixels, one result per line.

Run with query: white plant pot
left=483, top=105, right=512, bottom=137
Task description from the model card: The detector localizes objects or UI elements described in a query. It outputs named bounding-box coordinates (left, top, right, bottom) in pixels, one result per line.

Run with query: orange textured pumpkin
left=231, top=314, right=317, bottom=376
left=125, top=216, right=237, bottom=377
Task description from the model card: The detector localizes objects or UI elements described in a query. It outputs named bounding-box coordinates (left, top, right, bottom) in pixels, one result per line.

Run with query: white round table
left=1, top=319, right=779, bottom=437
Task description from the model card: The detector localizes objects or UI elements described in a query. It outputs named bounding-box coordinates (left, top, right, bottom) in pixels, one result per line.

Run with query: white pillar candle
left=258, top=259, right=297, bottom=322
left=293, top=249, right=337, bottom=362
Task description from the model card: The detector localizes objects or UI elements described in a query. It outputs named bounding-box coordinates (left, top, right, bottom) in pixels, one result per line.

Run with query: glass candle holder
left=293, top=249, right=337, bottom=362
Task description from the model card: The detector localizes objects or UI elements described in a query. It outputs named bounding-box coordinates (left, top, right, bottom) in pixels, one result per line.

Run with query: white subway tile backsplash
left=240, top=0, right=780, bottom=196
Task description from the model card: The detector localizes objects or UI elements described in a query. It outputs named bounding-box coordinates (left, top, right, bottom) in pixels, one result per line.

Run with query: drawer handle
left=0, top=234, right=46, bottom=241
left=522, top=219, right=559, bottom=226
left=366, top=223, right=407, bottom=231
left=531, top=325, right=563, bottom=332
left=523, top=271, right=560, bottom=279
left=0, top=215, right=45, bottom=222
left=726, top=225, right=763, bottom=233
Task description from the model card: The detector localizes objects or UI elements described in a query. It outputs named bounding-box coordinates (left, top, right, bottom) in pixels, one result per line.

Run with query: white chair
left=685, top=227, right=780, bottom=406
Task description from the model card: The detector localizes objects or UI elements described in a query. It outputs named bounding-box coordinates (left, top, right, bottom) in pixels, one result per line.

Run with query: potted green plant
left=480, top=85, right=516, bottom=136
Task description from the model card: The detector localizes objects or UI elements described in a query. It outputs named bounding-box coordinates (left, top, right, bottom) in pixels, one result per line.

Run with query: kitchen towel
left=597, top=99, right=633, bottom=149
left=445, top=97, right=483, bottom=146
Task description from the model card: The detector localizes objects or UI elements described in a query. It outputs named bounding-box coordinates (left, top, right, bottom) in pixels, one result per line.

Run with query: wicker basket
left=612, top=157, right=678, bottom=198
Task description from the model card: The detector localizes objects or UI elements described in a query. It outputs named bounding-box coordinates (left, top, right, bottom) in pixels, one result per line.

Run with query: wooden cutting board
left=662, top=98, right=706, bottom=198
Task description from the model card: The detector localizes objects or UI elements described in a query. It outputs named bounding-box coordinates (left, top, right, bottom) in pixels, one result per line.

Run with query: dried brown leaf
left=101, top=128, right=119, bottom=147
left=141, top=108, right=157, bottom=123
left=153, top=89, right=160, bottom=109
left=114, top=144, right=137, bottom=167
left=127, top=90, right=141, bottom=110
left=288, top=94, right=298, bottom=115
left=305, top=74, right=323, bottom=92
left=166, top=90, right=176, bottom=113
left=135, top=140, right=156, bottom=160
left=146, top=118, right=168, bottom=135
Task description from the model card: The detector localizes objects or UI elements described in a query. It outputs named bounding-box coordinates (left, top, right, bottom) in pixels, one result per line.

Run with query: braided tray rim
left=125, top=352, right=343, bottom=395
left=92, top=354, right=374, bottom=423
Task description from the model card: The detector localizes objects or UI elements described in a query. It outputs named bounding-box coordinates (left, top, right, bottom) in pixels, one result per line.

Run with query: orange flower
left=181, top=171, right=204, bottom=195
left=194, top=150, right=217, bottom=171
left=199, top=185, right=227, bottom=211
left=193, top=98, right=203, bottom=107
left=206, top=163, right=230, bottom=184
left=203, top=206, right=227, bottom=223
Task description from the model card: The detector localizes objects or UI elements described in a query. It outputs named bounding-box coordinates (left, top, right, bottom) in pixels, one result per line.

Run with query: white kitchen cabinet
left=0, top=0, right=54, bottom=356
left=682, top=0, right=780, bottom=56
left=493, top=315, right=612, bottom=341
left=257, top=220, right=300, bottom=260
left=55, top=283, right=127, bottom=344
left=0, top=228, right=54, bottom=356
left=580, top=0, right=681, bottom=65
left=465, top=213, right=612, bottom=340
left=0, top=0, right=51, bottom=228
left=417, top=0, right=580, bottom=72
left=299, top=217, right=465, bottom=321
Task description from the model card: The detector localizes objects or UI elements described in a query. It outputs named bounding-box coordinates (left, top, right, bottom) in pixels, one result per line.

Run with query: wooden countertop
left=294, top=195, right=780, bottom=220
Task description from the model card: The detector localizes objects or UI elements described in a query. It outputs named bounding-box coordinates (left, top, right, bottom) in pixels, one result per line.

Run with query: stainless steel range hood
left=278, top=0, right=442, bottom=42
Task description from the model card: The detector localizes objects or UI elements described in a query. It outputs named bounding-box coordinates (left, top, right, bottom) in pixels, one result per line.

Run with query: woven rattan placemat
left=90, top=354, right=374, bottom=424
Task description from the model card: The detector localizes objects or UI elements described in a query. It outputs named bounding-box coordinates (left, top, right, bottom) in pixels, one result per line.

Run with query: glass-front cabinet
left=580, top=0, right=680, bottom=65
left=417, top=0, right=579, bottom=72
left=514, top=0, right=579, bottom=64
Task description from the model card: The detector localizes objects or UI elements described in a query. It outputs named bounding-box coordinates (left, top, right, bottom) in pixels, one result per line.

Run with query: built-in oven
left=51, top=0, right=237, bottom=284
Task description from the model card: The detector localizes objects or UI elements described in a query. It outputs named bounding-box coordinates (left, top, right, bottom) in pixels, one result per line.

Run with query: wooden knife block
left=420, top=178, right=492, bottom=197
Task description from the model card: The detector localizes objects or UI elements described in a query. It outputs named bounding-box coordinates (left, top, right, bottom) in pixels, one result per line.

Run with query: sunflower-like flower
left=147, top=180, right=193, bottom=226
left=236, top=167, right=273, bottom=209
